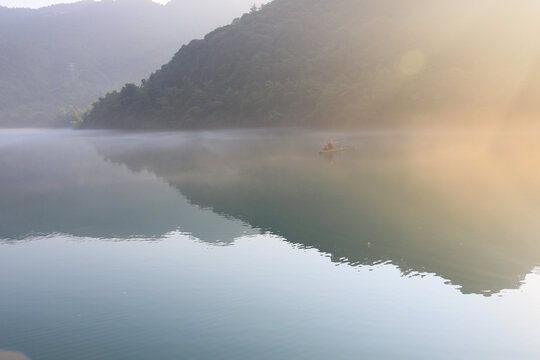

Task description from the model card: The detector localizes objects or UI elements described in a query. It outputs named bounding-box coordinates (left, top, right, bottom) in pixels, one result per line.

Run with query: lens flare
left=399, top=50, right=426, bottom=76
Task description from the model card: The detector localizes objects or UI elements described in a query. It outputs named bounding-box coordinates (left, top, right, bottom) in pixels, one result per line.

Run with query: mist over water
left=4, top=0, right=540, bottom=358
left=1, top=129, right=540, bottom=359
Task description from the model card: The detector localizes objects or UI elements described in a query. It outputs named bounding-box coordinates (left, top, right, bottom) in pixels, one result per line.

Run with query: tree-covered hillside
left=82, top=0, right=540, bottom=129
left=0, top=0, right=259, bottom=127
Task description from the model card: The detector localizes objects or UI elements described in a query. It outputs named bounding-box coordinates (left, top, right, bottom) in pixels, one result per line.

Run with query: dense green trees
left=82, top=0, right=540, bottom=129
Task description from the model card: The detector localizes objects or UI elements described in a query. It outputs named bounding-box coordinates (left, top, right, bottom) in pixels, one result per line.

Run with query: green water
left=1, top=129, right=540, bottom=359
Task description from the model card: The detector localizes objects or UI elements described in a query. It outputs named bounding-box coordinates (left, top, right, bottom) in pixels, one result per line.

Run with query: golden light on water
left=398, top=131, right=540, bottom=244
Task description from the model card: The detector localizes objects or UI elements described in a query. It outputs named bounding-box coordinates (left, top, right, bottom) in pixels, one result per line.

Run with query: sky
left=0, top=0, right=170, bottom=8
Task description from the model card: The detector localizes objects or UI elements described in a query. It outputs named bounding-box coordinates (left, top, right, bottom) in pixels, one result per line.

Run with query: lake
left=1, top=128, right=540, bottom=359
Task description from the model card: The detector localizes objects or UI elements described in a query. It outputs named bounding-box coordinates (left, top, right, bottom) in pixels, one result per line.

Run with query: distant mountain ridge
left=81, top=0, right=540, bottom=129
left=0, top=0, right=257, bottom=127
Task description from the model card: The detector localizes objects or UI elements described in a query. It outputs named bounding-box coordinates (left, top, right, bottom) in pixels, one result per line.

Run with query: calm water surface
left=1, top=128, right=540, bottom=359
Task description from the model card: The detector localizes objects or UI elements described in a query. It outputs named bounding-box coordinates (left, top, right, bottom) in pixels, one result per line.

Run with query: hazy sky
left=0, top=0, right=170, bottom=8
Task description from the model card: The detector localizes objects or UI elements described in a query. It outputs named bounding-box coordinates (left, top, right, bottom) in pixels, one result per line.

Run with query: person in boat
left=324, top=139, right=334, bottom=151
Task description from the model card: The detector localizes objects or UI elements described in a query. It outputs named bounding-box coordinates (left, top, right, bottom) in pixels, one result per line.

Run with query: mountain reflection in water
left=0, top=130, right=255, bottom=243
left=89, top=129, right=540, bottom=296
left=2, top=129, right=540, bottom=296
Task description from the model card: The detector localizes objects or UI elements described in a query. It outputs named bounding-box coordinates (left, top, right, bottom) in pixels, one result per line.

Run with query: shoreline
left=0, top=351, right=28, bottom=360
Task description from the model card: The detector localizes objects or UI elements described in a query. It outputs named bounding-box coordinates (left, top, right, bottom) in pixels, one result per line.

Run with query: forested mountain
left=0, top=0, right=258, bottom=127
left=82, top=0, right=540, bottom=129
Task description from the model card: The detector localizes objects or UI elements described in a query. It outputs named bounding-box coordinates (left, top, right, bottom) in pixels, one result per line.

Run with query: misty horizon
left=2, top=1, right=540, bottom=359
